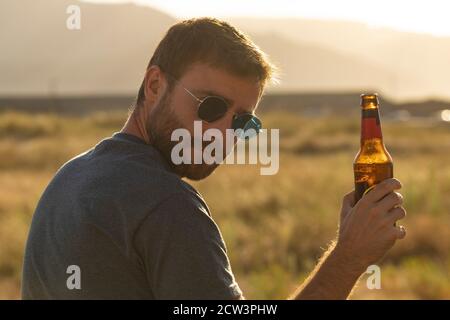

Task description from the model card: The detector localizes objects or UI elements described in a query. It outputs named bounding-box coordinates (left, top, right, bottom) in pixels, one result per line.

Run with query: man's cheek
left=173, top=101, right=199, bottom=129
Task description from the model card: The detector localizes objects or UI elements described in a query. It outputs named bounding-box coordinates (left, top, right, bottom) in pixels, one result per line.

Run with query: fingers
left=376, top=191, right=404, bottom=213
left=363, top=178, right=402, bottom=203
left=392, top=225, right=406, bottom=239
left=385, top=206, right=407, bottom=224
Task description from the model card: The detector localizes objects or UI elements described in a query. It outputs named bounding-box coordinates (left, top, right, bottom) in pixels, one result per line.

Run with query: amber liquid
left=353, top=94, right=393, bottom=203
left=354, top=162, right=393, bottom=202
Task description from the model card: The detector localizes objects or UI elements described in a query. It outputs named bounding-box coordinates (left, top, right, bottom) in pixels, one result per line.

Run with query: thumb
left=340, top=190, right=355, bottom=222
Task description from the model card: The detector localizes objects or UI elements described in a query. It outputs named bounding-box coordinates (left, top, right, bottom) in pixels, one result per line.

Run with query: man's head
left=128, top=17, right=276, bottom=180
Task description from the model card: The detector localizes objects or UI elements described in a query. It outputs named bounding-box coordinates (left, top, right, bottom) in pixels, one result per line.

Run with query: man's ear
left=143, top=65, right=167, bottom=105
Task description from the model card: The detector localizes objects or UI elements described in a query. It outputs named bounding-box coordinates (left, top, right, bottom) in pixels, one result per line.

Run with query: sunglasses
left=168, top=74, right=262, bottom=139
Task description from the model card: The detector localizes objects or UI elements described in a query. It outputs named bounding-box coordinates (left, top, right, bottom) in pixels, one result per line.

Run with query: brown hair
left=135, top=17, right=276, bottom=107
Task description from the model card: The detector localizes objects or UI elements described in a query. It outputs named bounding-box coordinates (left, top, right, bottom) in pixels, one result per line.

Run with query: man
left=22, top=18, right=406, bottom=299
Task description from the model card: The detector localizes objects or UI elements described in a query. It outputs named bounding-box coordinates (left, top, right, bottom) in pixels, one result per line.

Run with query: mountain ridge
left=1, top=0, right=449, bottom=102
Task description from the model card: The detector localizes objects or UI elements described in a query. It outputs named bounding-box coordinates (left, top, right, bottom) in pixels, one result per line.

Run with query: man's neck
left=120, top=109, right=150, bottom=144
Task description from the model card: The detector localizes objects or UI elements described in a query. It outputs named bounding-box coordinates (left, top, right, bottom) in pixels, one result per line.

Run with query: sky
left=84, top=0, right=450, bottom=37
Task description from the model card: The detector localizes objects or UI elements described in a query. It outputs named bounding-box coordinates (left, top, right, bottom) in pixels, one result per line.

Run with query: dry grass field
left=0, top=109, right=448, bottom=299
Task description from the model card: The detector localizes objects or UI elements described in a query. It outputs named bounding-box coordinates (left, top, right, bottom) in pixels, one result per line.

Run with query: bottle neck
left=361, top=107, right=383, bottom=145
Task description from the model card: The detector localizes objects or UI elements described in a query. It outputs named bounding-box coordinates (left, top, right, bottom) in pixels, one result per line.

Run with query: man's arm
left=289, top=178, right=406, bottom=300
left=134, top=192, right=243, bottom=300
left=290, top=242, right=365, bottom=300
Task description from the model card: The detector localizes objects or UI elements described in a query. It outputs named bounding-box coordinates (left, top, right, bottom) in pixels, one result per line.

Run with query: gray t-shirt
left=22, top=132, right=242, bottom=299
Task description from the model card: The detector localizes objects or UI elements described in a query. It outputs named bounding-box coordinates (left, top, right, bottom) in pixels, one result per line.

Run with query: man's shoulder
left=42, top=135, right=201, bottom=222
left=54, top=135, right=182, bottom=195
left=136, top=188, right=224, bottom=257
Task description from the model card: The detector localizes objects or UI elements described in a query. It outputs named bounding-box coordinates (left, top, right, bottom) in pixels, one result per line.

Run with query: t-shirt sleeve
left=134, top=192, right=243, bottom=300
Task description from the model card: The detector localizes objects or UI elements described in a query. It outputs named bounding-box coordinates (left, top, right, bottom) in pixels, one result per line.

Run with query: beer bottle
left=354, top=93, right=393, bottom=202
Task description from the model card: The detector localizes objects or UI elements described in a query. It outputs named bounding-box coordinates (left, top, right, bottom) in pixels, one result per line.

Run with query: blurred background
left=0, top=0, right=449, bottom=299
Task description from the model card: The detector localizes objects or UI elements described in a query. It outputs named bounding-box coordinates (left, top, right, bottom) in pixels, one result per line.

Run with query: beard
left=146, top=91, right=220, bottom=181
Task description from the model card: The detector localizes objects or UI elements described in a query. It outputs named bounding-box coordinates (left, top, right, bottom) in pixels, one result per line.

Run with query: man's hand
left=291, top=178, right=406, bottom=300
left=336, top=178, right=407, bottom=270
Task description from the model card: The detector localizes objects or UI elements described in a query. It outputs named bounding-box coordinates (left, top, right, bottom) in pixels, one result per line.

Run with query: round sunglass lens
left=198, top=97, right=228, bottom=122
left=232, top=114, right=262, bottom=139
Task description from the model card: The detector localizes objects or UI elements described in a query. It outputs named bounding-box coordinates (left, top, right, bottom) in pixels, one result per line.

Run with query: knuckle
left=400, top=226, right=407, bottom=238
left=393, top=226, right=406, bottom=240
left=381, top=181, right=391, bottom=192
left=398, top=207, right=407, bottom=218
left=392, top=209, right=405, bottom=220
left=391, top=178, right=402, bottom=189
left=391, top=192, right=403, bottom=204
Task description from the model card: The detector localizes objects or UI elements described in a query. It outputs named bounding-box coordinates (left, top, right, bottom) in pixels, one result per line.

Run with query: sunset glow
left=84, top=0, right=450, bottom=37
